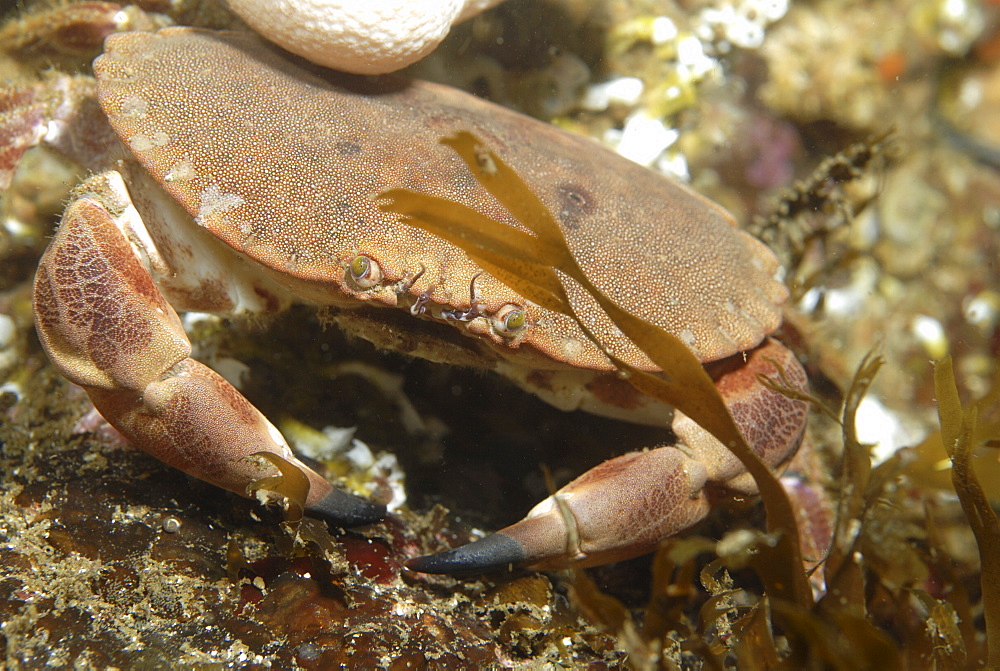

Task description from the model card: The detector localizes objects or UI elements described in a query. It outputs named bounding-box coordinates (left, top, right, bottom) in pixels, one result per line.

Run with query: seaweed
left=820, top=351, right=881, bottom=613
left=748, top=134, right=890, bottom=300
left=935, top=356, right=1000, bottom=667
left=246, top=450, right=309, bottom=524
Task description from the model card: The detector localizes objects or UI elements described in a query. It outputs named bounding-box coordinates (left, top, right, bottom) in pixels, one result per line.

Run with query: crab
left=14, top=26, right=811, bottom=573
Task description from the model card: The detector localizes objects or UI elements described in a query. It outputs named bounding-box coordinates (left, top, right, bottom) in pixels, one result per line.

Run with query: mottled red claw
left=409, top=447, right=713, bottom=573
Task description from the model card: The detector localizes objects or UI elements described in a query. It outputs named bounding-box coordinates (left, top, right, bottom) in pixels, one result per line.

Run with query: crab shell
left=91, top=28, right=786, bottom=382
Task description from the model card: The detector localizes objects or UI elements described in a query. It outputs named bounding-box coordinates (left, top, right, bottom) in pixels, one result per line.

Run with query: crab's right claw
left=33, top=178, right=383, bottom=529
left=306, top=487, right=386, bottom=527
left=407, top=447, right=711, bottom=573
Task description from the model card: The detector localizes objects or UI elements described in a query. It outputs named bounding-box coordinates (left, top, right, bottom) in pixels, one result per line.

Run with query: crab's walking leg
left=33, top=194, right=384, bottom=526
left=408, top=339, right=809, bottom=573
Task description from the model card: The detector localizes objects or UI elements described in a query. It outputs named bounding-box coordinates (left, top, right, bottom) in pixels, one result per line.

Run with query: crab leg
left=33, top=191, right=384, bottom=526
left=408, top=339, right=809, bottom=572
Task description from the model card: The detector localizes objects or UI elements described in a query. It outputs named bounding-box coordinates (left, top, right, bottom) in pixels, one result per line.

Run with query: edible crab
left=11, top=27, right=810, bottom=573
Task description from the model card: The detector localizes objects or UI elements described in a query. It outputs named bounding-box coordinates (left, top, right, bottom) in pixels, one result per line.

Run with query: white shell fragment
left=227, top=0, right=507, bottom=74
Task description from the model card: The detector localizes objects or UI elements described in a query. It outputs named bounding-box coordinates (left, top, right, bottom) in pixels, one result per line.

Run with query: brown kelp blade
left=936, top=356, right=1000, bottom=667
left=247, top=451, right=310, bottom=523
left=377, top=187, right=571, bottom=315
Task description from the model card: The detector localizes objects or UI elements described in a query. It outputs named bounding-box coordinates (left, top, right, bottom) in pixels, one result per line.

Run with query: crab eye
left=348, top=254, right=382, bottom=289
left=493, top=304, right=527, bottom=337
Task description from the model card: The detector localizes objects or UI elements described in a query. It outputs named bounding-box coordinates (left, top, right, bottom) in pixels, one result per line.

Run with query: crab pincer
left=409, top=339, right=808, bottom=572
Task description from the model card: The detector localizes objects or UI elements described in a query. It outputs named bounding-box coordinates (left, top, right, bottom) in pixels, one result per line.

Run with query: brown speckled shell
left=94, top=27, right=786, bottom=370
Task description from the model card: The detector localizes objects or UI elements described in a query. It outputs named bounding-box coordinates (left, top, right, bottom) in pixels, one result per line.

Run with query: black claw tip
left=305, top=488, right=386, bottom=527
left=406, top=533, right=528, bottom=574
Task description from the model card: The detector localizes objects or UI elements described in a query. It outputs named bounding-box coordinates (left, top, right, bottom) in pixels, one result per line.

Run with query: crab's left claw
left=408, top=339, right=811, bottom=573
left=407, top=447, right=712, bottom=573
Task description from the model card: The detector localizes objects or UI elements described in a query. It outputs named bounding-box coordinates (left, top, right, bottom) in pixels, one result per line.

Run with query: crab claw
left=33, top=177, right=383, bottom=529
left=306, top=487, right=386, bottom=527
left=408, top=447, right=711, bottom=573
left=409, top=339, right=810, bottom=573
